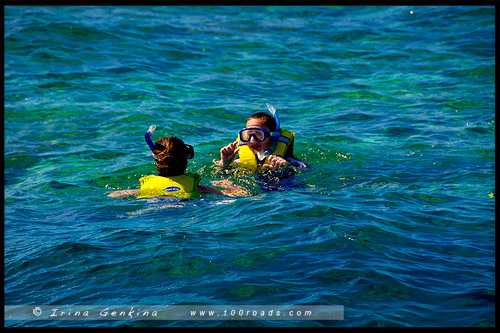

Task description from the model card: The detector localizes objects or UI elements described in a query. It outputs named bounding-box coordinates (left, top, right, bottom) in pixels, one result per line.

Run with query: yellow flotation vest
left=236, top=128, right=295, bottom=172
left=137, top=173, right=201, bottom=199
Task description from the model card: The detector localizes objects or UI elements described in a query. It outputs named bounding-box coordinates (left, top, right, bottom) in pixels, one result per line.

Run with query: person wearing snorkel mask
left=220, top=104, right=307, bottom=172
left=108, top=129, right=247, bottom=199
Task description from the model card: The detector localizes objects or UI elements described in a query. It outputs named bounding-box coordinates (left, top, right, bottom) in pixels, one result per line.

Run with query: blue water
left=4, top=6, right=495, bottom=327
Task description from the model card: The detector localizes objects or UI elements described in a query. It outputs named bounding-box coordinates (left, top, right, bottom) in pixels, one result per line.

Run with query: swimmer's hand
left=220, top=141, right=240, bottom=166
left=108, top=189, right=139, bottom=198
left=263, top=155, right=289, bottom=168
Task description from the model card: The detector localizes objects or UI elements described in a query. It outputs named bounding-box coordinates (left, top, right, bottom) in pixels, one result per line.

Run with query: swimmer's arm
left=199, top=183, right=248, bottom=197
left=108, top=189, right=140, bottom=198
left=263, top=155, right=309, bottom=168
left=198, top=185, right=225, bottom=196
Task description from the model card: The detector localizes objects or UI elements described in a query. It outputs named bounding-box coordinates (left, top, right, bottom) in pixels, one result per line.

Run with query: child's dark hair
left=248, top=112, right=277, bottom=132
left=153, top=136, right=189, bottom=177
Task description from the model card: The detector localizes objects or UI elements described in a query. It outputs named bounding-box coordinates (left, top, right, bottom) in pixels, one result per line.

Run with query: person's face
left=245, top=119, right=272, bottom=152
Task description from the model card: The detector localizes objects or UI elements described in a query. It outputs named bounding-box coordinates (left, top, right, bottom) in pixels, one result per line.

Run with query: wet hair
left=247, top=112, right=277, bottom=132
left=153, top=136, right=189, bottom=177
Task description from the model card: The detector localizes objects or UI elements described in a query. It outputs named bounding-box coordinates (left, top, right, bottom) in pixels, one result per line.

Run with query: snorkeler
left=108, top=126, right=247, bottom=199
left=220, top=104, right=307, bottom=172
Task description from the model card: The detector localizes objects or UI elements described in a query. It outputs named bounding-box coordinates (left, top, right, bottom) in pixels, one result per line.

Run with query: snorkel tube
left=266, top=103, right=281, bottom=156
left=145, top=125, right=157, bottom=153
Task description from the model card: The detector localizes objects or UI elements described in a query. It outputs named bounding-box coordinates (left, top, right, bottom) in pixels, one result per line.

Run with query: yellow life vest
left=236, top=128, right=295, bottom=172
left=137, top=173, right=201, bottom=199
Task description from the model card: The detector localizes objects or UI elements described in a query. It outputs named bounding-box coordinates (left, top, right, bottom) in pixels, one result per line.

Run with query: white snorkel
left=265, top=103, right=281, bottom=156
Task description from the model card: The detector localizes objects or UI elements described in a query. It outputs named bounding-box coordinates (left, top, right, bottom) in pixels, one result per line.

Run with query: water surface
left=4, top=6, right=495, bottom=327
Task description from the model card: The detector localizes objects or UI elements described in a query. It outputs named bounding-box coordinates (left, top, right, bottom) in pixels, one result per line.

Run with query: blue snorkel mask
left=237, top=104, right=281, bottom=159
left=145, top=125, right=194, bottom=159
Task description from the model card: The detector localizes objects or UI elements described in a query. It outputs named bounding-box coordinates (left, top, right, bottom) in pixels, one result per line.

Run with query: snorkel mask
left=145, top=125, right=194, bottom=159
left=237, top=104, right=281, bottom=160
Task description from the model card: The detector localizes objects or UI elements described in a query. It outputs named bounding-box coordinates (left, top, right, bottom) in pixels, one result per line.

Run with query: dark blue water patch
left=27, top=21, right=121, bottom=44
left=4, top=152, right=41, bottom=169
left=4, top=158, right=42, bottom=188
left=464, top=124, right=495, bottom=135
left=26, top=48, right=85, bottom=67
left=332, top=112, right=377, bottom=122
left=382, top=126, right=421, bottom=137
left=31, top=180, right=81, bottom=193
left=46, top=241, right=107, bottom=257
left=5, top=241, right=108, bottom=294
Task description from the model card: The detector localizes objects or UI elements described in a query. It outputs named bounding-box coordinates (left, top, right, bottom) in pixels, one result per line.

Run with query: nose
left=249, top=135, right=257, bottom=143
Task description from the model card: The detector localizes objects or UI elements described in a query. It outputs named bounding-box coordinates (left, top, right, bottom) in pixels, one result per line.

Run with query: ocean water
left=4, top=6, right=495, bottom=327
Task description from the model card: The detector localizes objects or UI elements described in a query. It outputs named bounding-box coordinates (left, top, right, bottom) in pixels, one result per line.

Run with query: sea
left=4, top=5, right=495, bottom=328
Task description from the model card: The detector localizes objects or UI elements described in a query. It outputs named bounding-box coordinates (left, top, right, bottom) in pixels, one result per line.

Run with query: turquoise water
left=4, top=6, right=495, bottom=327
